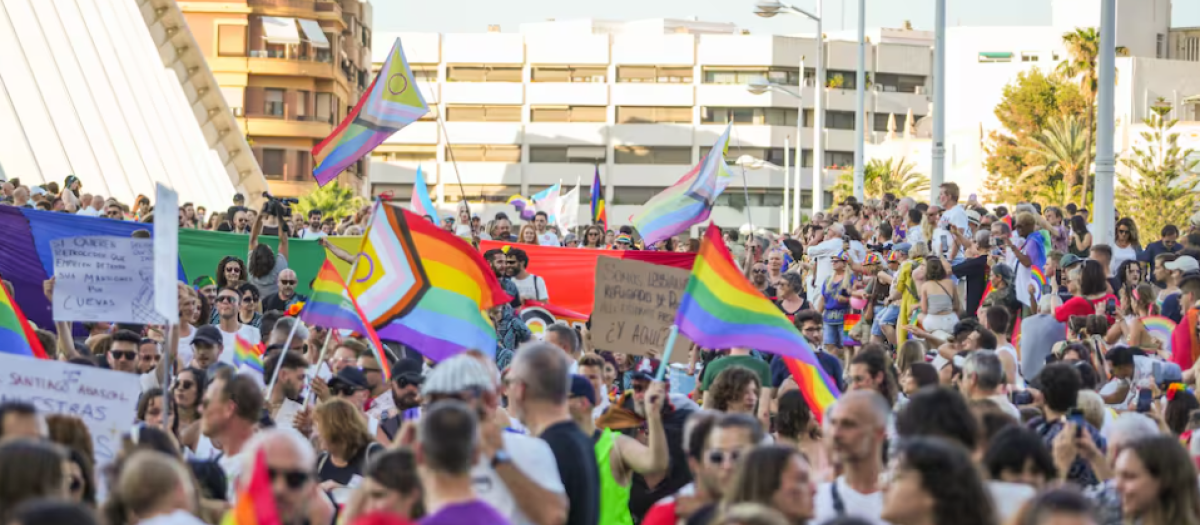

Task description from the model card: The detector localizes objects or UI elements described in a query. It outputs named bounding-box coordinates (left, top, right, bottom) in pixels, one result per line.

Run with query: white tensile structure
left=0, top=0, right=267, bottom=209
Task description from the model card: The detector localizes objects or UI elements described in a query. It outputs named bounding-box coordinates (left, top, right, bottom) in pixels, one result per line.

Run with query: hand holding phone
left=1136, top=388, right=1153, bottom=413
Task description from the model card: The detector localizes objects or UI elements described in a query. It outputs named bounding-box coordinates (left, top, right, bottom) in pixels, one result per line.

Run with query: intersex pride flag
left=478, top=241, right=695, bottom=316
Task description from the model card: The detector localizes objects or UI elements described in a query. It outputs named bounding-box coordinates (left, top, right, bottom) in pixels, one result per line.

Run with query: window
left=804, top=110, right=854, bottom=130
left=825, top=70, right=858, bottom=89
left=531, top=66, right=607, bottom=82
left=613, top=146, right=692, bottom=165
left=977, top=52, right=1013, bottom=63
left=410, top=65, right=438, bottom=82
left=265, top=89, right=285, bottom=117
left=616, top=66, right=692, bottom=83
left=699, top=146, right=767, bottom=163
left=716, top=189, right=785, bottom=208
left=375, top=145, right=437, bottom=162
left=873, top=113, right=923, bottom=132
left=261, top=149, right=285, bottom=178
left=874, top=73, right=925, bottom=93
left=1020, top=52, right=1040, bottom=62
left=701, top=67, right=807, bottom=86
left=315, top=92, right=333, bottom=123
left=616, top=106, right=692, bottom=124
left=527, top=146, right=608, bottom=163
left=444, top=184, right=518, bottom=203
left=446, top=66, right=523, bottom=82
left=612, top=187, right=669, bottom=205
left=1158, top=34, right=1166, bottom=59
left=296, top=90, right=308, bottom=118
left=530, top=106, right=606, bottom=123
left=446, top=145, right=521, bottom=162
left=217, top=25, right=246, bottom=57
left=802, top=150, right=854, bottom=168
left=765, top=147, right=798, bottom=166
left=316, top=34, right=333, bottom=62
left=445, top=105, right=522, bottom=122
left=701, top=107, right=798, bottom=126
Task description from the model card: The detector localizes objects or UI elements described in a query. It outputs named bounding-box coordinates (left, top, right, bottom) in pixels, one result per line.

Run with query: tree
left=293, top=181, right=365, bottom=222
left=1020, top=115, right=1092, bottom=206
left=831, top=158, right=930, bottom=203
left=1057, top=27, right=1100, bottom=206
left=1117, top=100, right=1200, bottom=241
left=982, top=68, right=1088, bottom=203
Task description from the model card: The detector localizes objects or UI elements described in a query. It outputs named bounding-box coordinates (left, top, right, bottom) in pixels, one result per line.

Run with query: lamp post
left=1093, top=0, right=1116, bottom=245
left=853, top=0, right=865, bottom=202
left=930, top=0, right=946, bottom=202
left=754, top=0, right=826, bottom=216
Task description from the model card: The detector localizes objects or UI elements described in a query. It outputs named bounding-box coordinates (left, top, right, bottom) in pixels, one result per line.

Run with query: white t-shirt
left=512, top=274, right=549, bottom=302
left=76, top=207, right=101, bottom=217
left=813, top=477, right=891, bottom=525
left=471, top=432, right=566, bottom=525
left=218, top=324, right=261, bottom=366
left=934, top=205, right=970, bottom=259
left=177, top=326, right=196, bottom=369
left=1110, top=243, right=1138, bottom=277
left=988, top=481, right=1036, bottom=525
left=219, top=450, right=247, bottom=502
left=996, top=343, right=1026, bottom=389
left=538, top=231, right=560, bottom=246
left=300, top=229, right=327, bottom=240
left=136, top=509, right=209, bottom=525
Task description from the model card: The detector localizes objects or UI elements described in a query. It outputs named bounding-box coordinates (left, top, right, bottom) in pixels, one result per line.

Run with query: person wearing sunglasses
left=214, top=287, right=262, bottom=367
left=237, top=429, right=337, bottom=525
left=262, top=269, right=306, bottom=314
left=236, top=282, right=263, bottom=329
left=679, top=413, right=765, bottom=525
left=106, top=329, right=143, bottom=375
left=328, top=367, right=372, bottom=411
left=378, top=359, right=425, bottom=442
left=359, top=352, right=396, bottom=420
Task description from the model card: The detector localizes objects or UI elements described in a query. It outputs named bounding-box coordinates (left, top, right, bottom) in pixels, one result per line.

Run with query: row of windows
left=436, top=105, right=920, bottom=128
left=420, top=65, right=924, bottom=89
left=375, top=145, right=854, bottom=168
left=373, top=183, right=809, bottom=207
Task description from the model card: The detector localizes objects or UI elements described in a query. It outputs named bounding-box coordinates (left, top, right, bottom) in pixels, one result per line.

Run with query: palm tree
left=831, top=158, right=930, bottom=203
left=1057, top=27, right=1099, bottom=207
left=294, top=181, right=365, bottom=222
left=1020, top=115, right=1091, bottom=206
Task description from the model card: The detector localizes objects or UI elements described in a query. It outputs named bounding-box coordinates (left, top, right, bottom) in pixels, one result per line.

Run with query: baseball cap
left=392, top=358, right=424, bottom=384
left=421, top=354, right=495, bottom=396
left=192, top=325, right=223, bottom=347
left=966, top=210, right=981, bottom=225
left=1166, top=256, right=1200, bottom=273
left=893, top=242, right=912, bottom=254
left=569, top=375, right=597, bottom=406
left=329, top=367, right=370, bottom=392
left=1059, top=253, right=1084, bottom=269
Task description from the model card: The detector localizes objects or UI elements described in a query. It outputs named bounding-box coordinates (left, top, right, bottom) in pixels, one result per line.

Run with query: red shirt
left=1054, top=294, right=1118, bottom=325
left=1171, top=310, right=1195, bottom=370
left=641, top=502, right=677, bottom=525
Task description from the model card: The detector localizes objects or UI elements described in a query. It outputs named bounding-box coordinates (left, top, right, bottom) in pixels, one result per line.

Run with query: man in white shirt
left=299, top=209, right=326, bottom=240
left=534, top=211, right=560, bottom=246
left=213, top=287, right=261, bottom=365
left=814, top=390, right=893, bottom=524
left=75, top=194, right=102, bottom=217
left=935, top=182, right=970, bottom=261
left=961, top=351, right=1021, bottom=420
left=506, top=248, right=549, bottom=302
left=806, top=222, right=847, bottom=304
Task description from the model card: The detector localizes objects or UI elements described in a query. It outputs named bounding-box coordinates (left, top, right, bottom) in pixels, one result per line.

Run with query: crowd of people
left=7, top=175, right=1200, bottom=525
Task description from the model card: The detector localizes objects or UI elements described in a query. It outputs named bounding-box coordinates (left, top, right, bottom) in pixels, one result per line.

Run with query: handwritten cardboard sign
left=0, top=356, right=140, bottom=475
left=591, top=257, right=691, bottom=362
left=51, top=236, right=163, bottom=324
left=153, top=183, right=179, bottom=323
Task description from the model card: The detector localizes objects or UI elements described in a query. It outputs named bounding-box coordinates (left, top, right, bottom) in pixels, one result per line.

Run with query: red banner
left=479, top=241, right=696, bottom=316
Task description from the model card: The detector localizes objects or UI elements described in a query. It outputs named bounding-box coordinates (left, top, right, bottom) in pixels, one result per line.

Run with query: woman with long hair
left=102, top=451, right=203, bottom=525
left=881, top=437, right=997, bottom=525
left=816, top=251, right=854, bottom=354
left=708, top=366, right=761, bottom=416
left=214, top=256, right=246, bottom=291
left=918, top=257, right=959, bottom=335
left=344, top=448, right=425, bottom=523
left=1111, top=217, right=1142, bottom=277
left=721, top=445, right=814, bottom=524
left=581, top=224, right=606, bottom=249
left=171, top=367, right=208, bottom=452
left=1115, top=435, right=1200, bottom=525
left=1056, top=259, right=1119, bottom=325
left=1108, top=282, right=1161, bottom=352
left=774, top=390, right=824, bottom=474
left=1069, top=215, right=1092, bottom=258
left=315, top=398, right=385, bottom=493
left=236, top=282, right=263, bottom=328
left=246, top=210, right=290, bottom=298
left=517, top=223, right=540, bottom=245
left=0, top=440, right=68, bottom=523
left=137, top=388, right=166, bottom=428
left=192, top=291, right=211, bottom=330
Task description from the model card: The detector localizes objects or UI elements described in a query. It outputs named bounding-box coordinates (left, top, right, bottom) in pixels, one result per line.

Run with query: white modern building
left=0, top=0, right=266, bottom=209
left=368, top=18, right=934, bottom=232
left=870, top=0, right=1200, bottom=199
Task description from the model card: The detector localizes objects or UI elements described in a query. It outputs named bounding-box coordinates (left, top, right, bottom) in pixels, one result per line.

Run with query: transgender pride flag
left=409, top=166, right=438, bottom=223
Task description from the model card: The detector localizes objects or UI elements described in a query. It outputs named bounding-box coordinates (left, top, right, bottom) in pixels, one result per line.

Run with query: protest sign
left=0, top=356, right=140, bottom=473
left=154, top=183, right=179, bottom=322
left=51, top=236, right=163, bottom=324
left=591, top=257, right=691, bottom=362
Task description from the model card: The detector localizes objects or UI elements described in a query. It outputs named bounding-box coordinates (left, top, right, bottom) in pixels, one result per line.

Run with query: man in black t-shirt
left=508, top=342, right=599, bottom=525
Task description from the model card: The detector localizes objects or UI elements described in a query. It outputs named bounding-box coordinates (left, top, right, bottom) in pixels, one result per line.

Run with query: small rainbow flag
left=301, top=260, right=390, bottom=381
left=409, top=166, right=437, bottom=223
left=220, top=449, right=280, bottom=525
left=843, top=313, right=862, bottom=346
left=1031, top=265, right=1047, bottom=290
left=1142, top=315, right=1177, bottom=356
left=631, top=123, right=733, bottom=247
left=591, top=166, right=607, bottom=230
left=0, top=282, right=48, bottom=360
left=675, top=223, right=840, bottom=421
left=233, top=334, right=263, bottom=374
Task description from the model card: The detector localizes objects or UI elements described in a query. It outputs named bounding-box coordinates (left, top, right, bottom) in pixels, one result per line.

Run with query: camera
left=262, top=192, right=298, bottom=218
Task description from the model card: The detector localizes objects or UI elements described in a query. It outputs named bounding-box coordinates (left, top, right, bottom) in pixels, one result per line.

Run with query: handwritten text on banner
left=51, top=236, right=162, bottom=324
left=591, top=257, right=691, bottom=361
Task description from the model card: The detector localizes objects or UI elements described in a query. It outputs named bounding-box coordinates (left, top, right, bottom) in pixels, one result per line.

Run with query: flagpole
left=161, top=323, right=175, bottom=432
left=432, top=102, right=471, bottom=222
left=265, top=314, right=303, bottom=399
left=731, top=125, right=756, bottom=243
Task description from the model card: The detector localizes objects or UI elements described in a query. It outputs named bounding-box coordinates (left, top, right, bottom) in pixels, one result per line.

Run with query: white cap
left=421, top=354, right=496, bottom=396
left=1166, top=256, right=1200, bottom=273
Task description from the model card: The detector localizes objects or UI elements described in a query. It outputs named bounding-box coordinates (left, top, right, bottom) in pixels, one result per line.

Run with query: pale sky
left=374, top=0, right=1200, bottom=35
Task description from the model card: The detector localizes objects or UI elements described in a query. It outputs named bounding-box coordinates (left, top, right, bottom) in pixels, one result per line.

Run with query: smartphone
left=1011, top=390, right=1033, bottom=406
left=1055, top=267, right=1063, bottom=286
left=1066, top=408, right=1086, bottom=437
left=1137, top=389, right=1154, bottom=413
left=1106, top=298, right=1117, bottom=316
left=940, top=235, right=949, bottom=255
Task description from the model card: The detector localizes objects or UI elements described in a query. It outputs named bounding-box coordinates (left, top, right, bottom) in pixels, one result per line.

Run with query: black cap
left=329, top=367, right=370, bottom=391
left=569, top=375, right=596, bottom=406
left=392, top=358, right=424, bottom=384
left=193, top=325, right=223, bottom=347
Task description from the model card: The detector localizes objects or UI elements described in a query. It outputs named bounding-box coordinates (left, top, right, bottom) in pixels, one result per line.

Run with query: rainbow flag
left=842, top=313, right=862, bottom=346
left=631, top=123, right=733, bottom=246
left=675, top=224, right=840, bottom=420
left=409, top=166, right=438, bottom=223
left=221, top=450, right=280, bottom=525
left=301, top=260, right=390, bottom=381
left=591, top=166, right=607, bottom=230
left=350, top=202, right=511, bottom=361
left=312, top=38, right=428, bottom=186
left=0, top=282, right=48, bottom=360
left=233, top=334, right=264, bottom=374
left=1016, top=229, right=1050, bottom=307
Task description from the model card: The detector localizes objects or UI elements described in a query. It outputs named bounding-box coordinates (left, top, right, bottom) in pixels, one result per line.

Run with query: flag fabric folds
left=301, top=260, right=390, bottom=380
left=556, top=181, right=580, bottom=231
left=350, top=202, right=511, bottom=361
left=674, top=224, right=840, bottom=420
left=409, top=166, right=438, bottom=223
left=0, top=281, right=48, bottom=359
left=532, top=183, right=561, bottom=225
left=630, top=123, right=733, bottom=246
left=312, top=38, right=428, bottom=186
left=1015, top=229, right=1050, bottom=307
left=221, top=450, right=281, bottom=525
left=591, top=166, right=607, bottom=230
left=233, top=334, right=264, bottom=374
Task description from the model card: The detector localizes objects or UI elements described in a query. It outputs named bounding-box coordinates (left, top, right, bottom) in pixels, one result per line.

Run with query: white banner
left=51, top=236, right=163, bottom=324
left=154, top=184, right=179, bottom=322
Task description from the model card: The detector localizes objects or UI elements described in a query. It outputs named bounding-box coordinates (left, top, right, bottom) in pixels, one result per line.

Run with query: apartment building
left=180, top=0, right=373, bottom=197
left=368, top=18, right=933, bottom=231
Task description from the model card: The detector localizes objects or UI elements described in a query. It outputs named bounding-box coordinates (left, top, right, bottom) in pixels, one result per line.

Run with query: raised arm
left=249, top=211, right=265, bottom=251
left=277, top=216, right=289, bottom=260
left=318, top=237, right=356, bottom=264
left=615, top=381, right=669, bottom=477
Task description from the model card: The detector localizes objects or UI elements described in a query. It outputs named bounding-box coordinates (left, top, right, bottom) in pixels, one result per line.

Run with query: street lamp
left=750, top=0, right=828, bottom=218
left=746, top=78, right=803, bottom=232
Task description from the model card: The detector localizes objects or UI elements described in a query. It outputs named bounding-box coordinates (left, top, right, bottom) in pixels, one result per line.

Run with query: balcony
left=244, top=115, right=334, bottom=139
left=247, top=0, right=320, bottom=17
left=314, top=1, right=341, bottom=22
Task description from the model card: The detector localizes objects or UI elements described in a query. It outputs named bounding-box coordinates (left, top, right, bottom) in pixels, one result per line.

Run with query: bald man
left=814, top=390, right=891, bottom=523
left=262, top=268, right=307, bottom=313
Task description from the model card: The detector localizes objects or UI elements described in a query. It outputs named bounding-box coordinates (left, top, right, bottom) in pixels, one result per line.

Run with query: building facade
left=369, top=18, right=934, bottom=231
left=180, top=0, right=373, bottom=197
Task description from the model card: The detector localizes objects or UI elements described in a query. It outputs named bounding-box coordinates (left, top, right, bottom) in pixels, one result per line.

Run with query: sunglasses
left=111, top=350, right=136, bottom=361
left=752, top=268, right=767, bottom=274
left=331, top=385, right=361, bottom=397
left=215, top=296, right=239, bottom=304
left=106, top=211, right=121, bottom=217
left=268, top=468, right=311, bottom=490
left=226, top=267, right=241, bottom=273
left=706, top=449, right=743, bottom=466
left=1118, top=229, right=1129, bottom=234
left=280, top=280, right=297, bottom=286
left=243, top=295, right=256, bottom=303
left=175, top=380, right=195, bottom=391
